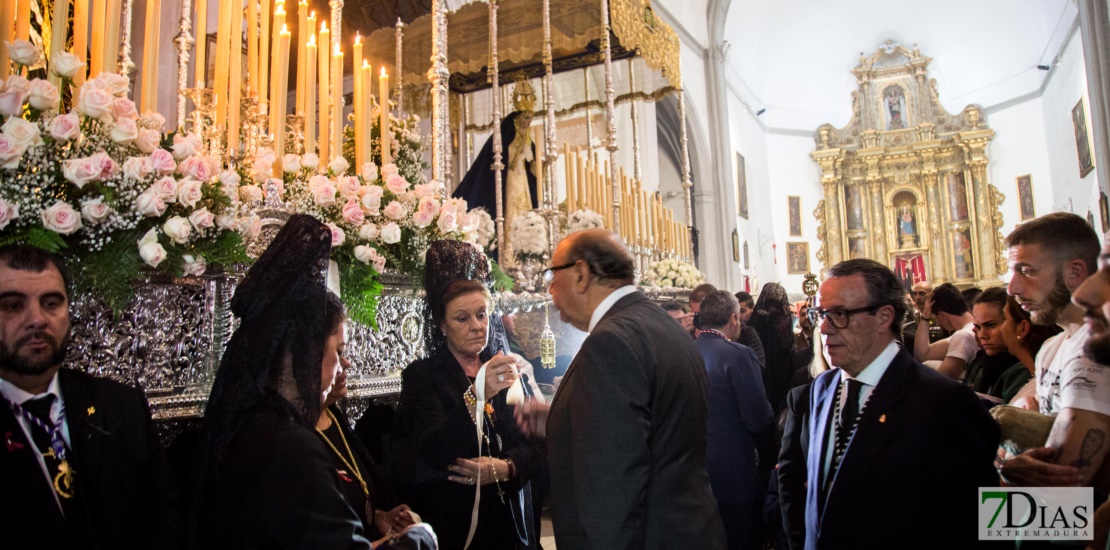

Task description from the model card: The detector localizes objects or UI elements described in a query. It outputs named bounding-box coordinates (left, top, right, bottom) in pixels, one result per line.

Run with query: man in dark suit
left=695, top=290, right=773, bottom=550
left=804, top=259, right=998, bottom=549
left=0, top=245, right=181, bottom=549
left=517, top=228, right=726, bottom=549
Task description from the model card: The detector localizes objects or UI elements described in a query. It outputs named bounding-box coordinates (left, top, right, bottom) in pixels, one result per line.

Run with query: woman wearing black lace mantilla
left=397, top=240, right=546, bottom=549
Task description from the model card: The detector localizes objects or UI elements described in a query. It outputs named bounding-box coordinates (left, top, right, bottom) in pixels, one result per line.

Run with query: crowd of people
left=5, top=211, right=1110, bottom=549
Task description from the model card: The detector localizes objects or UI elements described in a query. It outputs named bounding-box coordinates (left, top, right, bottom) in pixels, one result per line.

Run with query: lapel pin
left=87, top=406, right=95, bottom=416
left=879, top=414, right=887, bottom=423
left=5, top=431, right=25, bottom=452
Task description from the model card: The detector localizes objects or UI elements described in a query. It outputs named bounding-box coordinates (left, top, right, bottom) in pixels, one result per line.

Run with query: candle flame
left=334, top=44, right=341, bottom=56
left=354, top=34, right=361, bottom=45
left=362, top=60, right=370, bottom=69
left=381, top=67, right=387, bottom=77
left=280, top=24, right=289, bottom=35
left=320, top=21, right=328, bottom=32
left=309, top=11, right=315, bottom=19
left=275, top=4, right=286, bottom=14
left=308, top=34, right=316, bottom=47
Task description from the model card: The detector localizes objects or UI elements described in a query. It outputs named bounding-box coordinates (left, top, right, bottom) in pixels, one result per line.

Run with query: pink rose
left=77, top=86, right=114, bottom=121
left=40, top=201, right=82, bottom=235
left=341, top=198, right=365, bottom=225
left=312, top=182, right=337, bottom=207
left=0, top=135, right=27, bottom=169
left=123, top=156, right=154, bottom=181
left=178, top=156, right=214, bottom=181
left=239, top=215, right=262, bottom=239
left=458, top=212, right=480, bottom=233
left=171, top=133, right=201, bottom=160
left=134, top=190, right=168, bottom=217
left=307, top=174, right=330, bottom=190
left=188, top=207, right=215, bottom=230
left=436, top=209, right=458, bottom=233
left=149, top=176, right=179, bottom=201
left=7, top=40, right=42, bottom=67
left=417, top=197, right=440, bottom=216
left=0, top=88, right=26, bottom=116
left=3, top=75, right=30, bottom=94
left=1, top=116, right=42, bottom=147
left=176, top=179, right=204, bottom=208
left=109, top=97, right=138, bottom=120
left=361, top=162, right=379, bottom=181
left=442, top=197, right=468, bottom=215
left=137, top=228, right=166, bottom=267
left=354, top=245, right=386, bottom=272
left=109, top=117, right=139, bottom=145
left=87, top=151, right=118, bottom=179
left=412, top=209, right=435, bottom=228
left=385, top=174, right=408, bottom=195
left=149, top=148, right=177, bottom=174
left=48, top=112, right=81, bottom=141
left=134, top=128, right=161, bottom=153
left=80, top=197, right=112, bottom=225
left=27, top=79, right=59, bottom=111
left=181, top=254, right=207, bottom=276
left=98, top=73, right=130, bottom=96
left=62, top=157, right=101, bottom=188
left=380, top=222, right=401, bottom=244
left=281, top=154, right=301, bottom=173
left=412, top=183, right=435, bottom=200
left=0, top=198, right=19, bottom=229
left=337, top=176, right=360, bottom=198
left=361, top=186, right=383, bottom=214
left=326, top=223, right=345, bottom=247
left=383, top=201, right=405, bottom=220
left=381, top=163, right=399, bottom=179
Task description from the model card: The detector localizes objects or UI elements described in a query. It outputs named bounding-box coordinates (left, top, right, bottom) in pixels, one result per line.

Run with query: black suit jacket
left=804, top=349, right=1000, bottom=550
left=0, top=368, right=182, bottom=550
left=777, top=383, right=811, bottom=550
left=546, top=290, right=726, bottom=549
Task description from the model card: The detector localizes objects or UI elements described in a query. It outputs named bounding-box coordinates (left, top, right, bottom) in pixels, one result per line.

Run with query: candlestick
left=247, top=0, right=258, bottom=96
left=295, top=0, right=306, bottom=114
left=193, top=0, right=206, bottom=86
left=379, top=67, right=391, bottom=165
left=331, top=44, right=342, bottom=161
left=304, top=35, right=316, bottom=155
left=258, top=0, right=270, bottom=109
left=227, top=0, right=243, bottom=151
left=140, top=0, right=160, bottom=112
left=351, top=34, right=362, bottom=167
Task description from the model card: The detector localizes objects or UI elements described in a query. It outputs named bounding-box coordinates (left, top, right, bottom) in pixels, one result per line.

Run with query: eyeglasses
left=542, top=261, right=578, bottom=286
left=806, top=304, right=883, bottom=329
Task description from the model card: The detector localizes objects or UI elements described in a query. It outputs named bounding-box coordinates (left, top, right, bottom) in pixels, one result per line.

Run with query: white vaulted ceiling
left=721, top=0, right=1078, bottom=131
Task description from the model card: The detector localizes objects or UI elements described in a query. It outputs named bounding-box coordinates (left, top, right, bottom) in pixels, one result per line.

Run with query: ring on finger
left=497, top=373, right=505, bottom=383
left=467, top=477, right=474, bottom=485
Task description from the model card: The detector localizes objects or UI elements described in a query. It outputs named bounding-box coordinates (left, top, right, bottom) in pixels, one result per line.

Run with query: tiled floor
left=540, top=512, right=556, bottom=548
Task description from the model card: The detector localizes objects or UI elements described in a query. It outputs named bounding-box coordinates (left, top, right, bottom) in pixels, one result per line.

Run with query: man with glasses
left=517, top=228, right=726, bottom=549
left=803, top=259, right=998, bottom=549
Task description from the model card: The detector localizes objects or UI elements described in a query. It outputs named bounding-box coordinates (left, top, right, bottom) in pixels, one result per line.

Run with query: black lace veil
left=422, top=240, right=507, bottom=358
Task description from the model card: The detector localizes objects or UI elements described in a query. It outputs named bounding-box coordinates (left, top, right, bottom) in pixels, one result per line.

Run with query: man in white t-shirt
left=1001, top=213, right=1109, bottom=488
left=914, top=282, right=979, bottom=380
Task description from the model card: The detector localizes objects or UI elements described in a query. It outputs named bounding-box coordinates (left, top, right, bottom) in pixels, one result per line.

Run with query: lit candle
left=247, top=0, right=258, bottom=97
left=193, top=0, right=207, bottom=87
left=14, top=0, right=29, bottom=42
left=563, top=143, right=573, bottom=210
left=71, top=0, right=87, bottom=88
left=532, top=126, right=544, bottom=206
left=48, top=0, right=69, bottom=86
left=0, top=0, right=15, bottom=78
left=228, top=0, right=243, bottom=151
left=271, top=24, right=290, bottom=169
left=88, top=0, right=105, bottom=76
left=316, top=20, right=329, bottom=162
left=379, top=67, right=391, bottom=165
left=360, top=60, right=372, bottom=168
left=351, top=34, right=362, bottom=168
left=304, top=35, right=316, bottom=155
left=267, top=5, right=286, bottom=150
left=258, top=0, right=270, bottom=110
left=295, top=0, right=306, bottom=114
left=331, top=44, right=342, bottom=159
left=140, top=0, right=161, bottom=113
left=576, top=149, right=585, bottom=211
left=213, top=0, right=233, bottom=130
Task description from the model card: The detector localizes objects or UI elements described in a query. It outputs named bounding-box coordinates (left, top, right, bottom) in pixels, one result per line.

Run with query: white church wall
left=765, top=133, right=823, bottom=291
left=723, top=90, right=776, bottom=293
left=985, top=99, right=1053, bottom=246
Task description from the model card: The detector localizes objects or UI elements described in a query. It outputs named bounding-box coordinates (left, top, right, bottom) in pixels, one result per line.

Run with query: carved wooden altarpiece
left=812, top=41, right=1006, bottom=287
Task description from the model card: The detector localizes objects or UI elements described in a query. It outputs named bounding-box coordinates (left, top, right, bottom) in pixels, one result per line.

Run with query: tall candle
left=213, top=0, right=233, bottom=130
left=103, top=0, right=120, bottom=72
left=71, top=0, right=87, bottom=88
left=140, top=0, right=161, bottom=113
left=0, top=0, right=14, bottom=78
left=228, top=0, right=243, bottom=151
left=267, top=6, right=286, bottom=149
left=316, top=20, right=329, bottom=162
left=532, top=126, right=544, bottom=206
left=48, top=0, right=69, bottom=86
left=247, top=0, right=258, bottom=96
left=193, top=0, right=206, bottom=87
left=360, top=60, right=372, bottom=169
left=379, top=68, right=391, bottom=165
left=295, top=0, right=306, bottom=114
left=88, top=0, right=105, bottom=76
left=271, top=24, right=290, bottom=167
left=14, top=0, right=29, bottom=41
left=331, top=44, right=342, bottom=159
left=258, top=0, right=270, bottom=109
left=563, top=143, right=573, bottom=210
left=576, top=149, right=585, bottom=210
left=304, top=35, right=316, bottom=155
left=351, top=34, right=362, bottom=168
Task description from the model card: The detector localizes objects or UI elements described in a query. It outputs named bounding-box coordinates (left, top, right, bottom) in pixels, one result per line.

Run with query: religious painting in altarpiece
left=811, top=40, right=1006, bottom=289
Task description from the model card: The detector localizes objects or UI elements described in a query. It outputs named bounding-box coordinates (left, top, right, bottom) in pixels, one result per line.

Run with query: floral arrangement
left=641, top=258, right=705, bottom=289
left=0, top=41, right=247, bottom=312
left=343, top=98, right=427, bottom=187
left=239, top=149, right=492, bottom=325
left=511, top=211, right=548, bottom=263
left=563, top=208, right=604, bottom=236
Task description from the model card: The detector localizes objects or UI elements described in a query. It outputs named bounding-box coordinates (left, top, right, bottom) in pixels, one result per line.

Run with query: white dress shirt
left=588, top=285, right=639, bottom=333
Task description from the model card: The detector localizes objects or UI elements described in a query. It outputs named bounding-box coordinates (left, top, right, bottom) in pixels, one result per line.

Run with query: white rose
left=98, top=73, right=130, bottom=96
left=361, top=162, right=379, bottom=181
left=3, top=74, right=29, bottom=94
left=134, top=128, right=161, bottom=153
left=383, top=201, right=405, bottom=220
left=27, top=79, right=59, bottom=111
left=50, top=51, right=85, bottom=79
left=0, top=198, right=19, bottom=229
left=40, top=200, right=82, bottom=235
left=7, top=39, right=42, bottom=67
left=282, top=153, right=301, bottom=173
left=188, top=207, right=215, bottom=230
left=109, top=97, right=138, bottom=121
left=326, top=223, right=345, bottom=247
left=1, top=116, right=42, bottom=147
left=358, top=223, right=379, bottom=241
left=337, top=176, right=360, bottom=198
left=62, top=157, right=100, bottom=188
left=354, top=245, right=374, bottom=264
left=412, top=210, right=435, bottom=228
left=361, top=186, right=383, bottom=214
left=253, top=147, right=276, bottom=166
left=176, top=179, right=203, bottom=208
left=171, top=133, right=201, bottom=159
left=0, top=135, right=27, bottom=169
left=149, top=176, right=179, bottom=201
left=162, top=216, right=191, bottom=244
left=77, top=86, right=114, bottom=121
left=381, top=163, right=398, bottom=178
left=79, top=196, right=112, bottom=225
left=328, top=156, right=349, bottom=175
left=311, top=182, right=337, bottom=207
left=436, top=209, right=458, bottom=233
left=239, top=215, right=262, bottom=239
left=123, top=156, right=154, bottom=181
left=48, top=112, right=81, bottom=141
left=216, top=213, right=238, bottom=230
left=0, top=88, right=25, bottom=116
left=137, top=229, right=167, bottom=267
left=300, top=152, right=320, bottom=171
left=181, top=254, right=207, bottom=276
left=219, top=170, right=241, bottom=187
left=380, top=222, right=401, bottom=244
left=239, top=184, right=263, bottom=203
left=134, top=190, right=167, bottom=217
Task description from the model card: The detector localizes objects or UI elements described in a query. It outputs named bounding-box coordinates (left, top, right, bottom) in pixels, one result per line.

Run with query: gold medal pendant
left=54, top=460, right=75, bottom=499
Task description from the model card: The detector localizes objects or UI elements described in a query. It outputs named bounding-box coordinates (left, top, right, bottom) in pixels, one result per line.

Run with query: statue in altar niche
left=883, top=85, right=908, bottom=130
left=893, top=191, right=919, bottom=249
left=452, top=81, right=539, bottom=261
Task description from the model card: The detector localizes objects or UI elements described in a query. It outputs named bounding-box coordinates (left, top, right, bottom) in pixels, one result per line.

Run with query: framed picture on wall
left=1073, top=99, right=1095, bottom=178
left=1016, top=175, right=1035, bottom=220
left=786, top=242, right=809, bottom=274
left=788, top=196, right=801, bottom=236
left=735, top=152, right=748, bottom=219
left=743, top=241, right=750, bottom=270
left=732, top=229, right=740, bottom=262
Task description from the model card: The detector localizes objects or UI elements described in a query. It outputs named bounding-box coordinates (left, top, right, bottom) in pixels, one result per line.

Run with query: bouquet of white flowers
left=642, top=258, right=705, bottom=289
left=511, top=211, right=548, bottom=263
left=564, top=208, right=604, bottom=236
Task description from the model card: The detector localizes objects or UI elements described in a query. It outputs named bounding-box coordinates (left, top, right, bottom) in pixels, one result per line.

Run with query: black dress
left=397, top=350, right=546, bottom=550
left=319, top=404, right=401, bottom=538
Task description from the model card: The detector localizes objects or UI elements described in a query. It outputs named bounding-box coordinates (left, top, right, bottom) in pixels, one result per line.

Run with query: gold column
left=922, top=158, right=944, bottom=283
